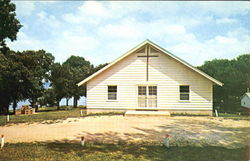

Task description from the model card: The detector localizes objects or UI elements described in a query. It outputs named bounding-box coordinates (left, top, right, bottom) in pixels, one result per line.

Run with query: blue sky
left=7, top=1, right=250, bottom=66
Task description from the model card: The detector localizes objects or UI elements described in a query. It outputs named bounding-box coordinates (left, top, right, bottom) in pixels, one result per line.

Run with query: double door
left=138, top=85, right=157, bottom=108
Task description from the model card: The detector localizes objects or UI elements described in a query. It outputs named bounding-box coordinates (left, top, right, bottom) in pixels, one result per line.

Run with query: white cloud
left=63, top=1, right=111, bottom=25
left=169, top=28, right=250, bottom=66
left=37, top=11, right=61, bottom=29
left=98, top=18, right=143, bottom=39
left=78, top=1, right=110, bottom=17
left=7, top=31, right=46, bottom=52
left=7, top=1, right=250, bottom=67
left=53, top=31, right=99, bottom=61
left=216, top=18, right=237, bottom=24
left=195, top=1, right=250, bottom=16
left=14, top=1, right=35, bottom=17
left=107, top=1, right=250, bottom=18
left=7, top=30, right=100, bottom=64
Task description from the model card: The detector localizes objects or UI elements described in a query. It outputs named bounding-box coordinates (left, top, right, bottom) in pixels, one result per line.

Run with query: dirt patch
left=0, top=116, right=249, bottom=147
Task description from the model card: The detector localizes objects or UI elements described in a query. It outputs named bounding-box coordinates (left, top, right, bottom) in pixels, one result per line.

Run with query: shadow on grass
left=1, top=141, right=247, bottom=161
left=45, top=142, right=247, bottom=161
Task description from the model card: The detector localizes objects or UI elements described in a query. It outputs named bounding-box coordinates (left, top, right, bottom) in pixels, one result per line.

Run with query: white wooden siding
left=241, top=95, right=250, bottom=108
left=87, top=49, right=213, bottom=110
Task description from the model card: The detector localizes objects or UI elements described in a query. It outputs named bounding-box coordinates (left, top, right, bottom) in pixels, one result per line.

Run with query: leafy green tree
left=198, top=54, right=250, bottom=113
left=18, top=50, right=55, bottom=110
left=63, top=56, right=92, bottom=108
left=90, top=63, right=108, bottom=75
left=38, top=88, right=56, bottom=107
left=0, top=52, right=14, bottom=114
left=0, top=50, right=54, bottom=114
left=0, top=0, right=22, bottom=54
left=50, top=63, right=70, bottom=110
left=0, top=51, right=26, bottom=114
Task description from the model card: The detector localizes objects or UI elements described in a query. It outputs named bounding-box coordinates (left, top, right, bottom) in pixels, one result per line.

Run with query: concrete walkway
left=125, top=110, right=171, bottom=116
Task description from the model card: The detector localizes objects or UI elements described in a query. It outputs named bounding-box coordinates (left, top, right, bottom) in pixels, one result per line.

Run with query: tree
left=0, top=0, right=22, bottom=114
left=18, top=50, right=55, bottom=110
left=90, top=63, right=108, bottom=75
left=0, top=52, right=14, bottom=114
left=63, top=56, right=92, bottom=108
left=38, top=88, right=56, bottom=107
left=0, top=0, right=22, bottom=54
left=0, top=50, right=54, bottom=114
left=198, top=54, right=250, bottom=113
left=50, top=63, right=70, bottom=110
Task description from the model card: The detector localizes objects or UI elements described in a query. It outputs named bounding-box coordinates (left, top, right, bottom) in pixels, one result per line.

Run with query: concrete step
left=125, top=110, right=171, bottom=117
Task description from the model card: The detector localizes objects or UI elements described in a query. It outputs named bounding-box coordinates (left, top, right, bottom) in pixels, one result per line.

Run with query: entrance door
left=138, top=85, right=157, bottom=108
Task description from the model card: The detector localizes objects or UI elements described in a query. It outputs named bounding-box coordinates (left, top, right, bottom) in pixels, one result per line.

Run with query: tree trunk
left=32, top=98, right=39, bottom=111
left=0, top=96, right=11, bottom=115
left=57, top=100, right=60, bottom=110
left=223, top=94, right=229, bottom=113
left=0, top=104, right=9, bottom=115
left=31, top=98, right=35, bottom=108
left=66, top=98, right=69, bottom=106
left=73, top=96, right=78, bottom=108
left=13, top=99, right=17, bottom=114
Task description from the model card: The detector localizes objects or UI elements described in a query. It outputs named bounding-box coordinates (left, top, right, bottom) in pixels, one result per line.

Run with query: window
left=108, top=86, right=117, bottom=100
left=180, top=85, right=189, bottom=100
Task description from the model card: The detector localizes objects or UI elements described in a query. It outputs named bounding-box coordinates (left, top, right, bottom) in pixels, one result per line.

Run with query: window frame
left=107, top=85, right=117, bottom=101
left=179, top=85, right=190, bottom=102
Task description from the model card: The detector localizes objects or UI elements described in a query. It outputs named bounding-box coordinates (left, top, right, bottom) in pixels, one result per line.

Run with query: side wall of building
left=241, top=96, right=250, bottom=108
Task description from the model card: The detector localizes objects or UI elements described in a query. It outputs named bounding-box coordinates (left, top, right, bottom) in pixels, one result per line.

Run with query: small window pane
left=138, top=86, right=146, bottom=95
left=180, top=94, right=189, bottom=100
left=108, top=93, right=117, bottom=100
left=180, top=86, right=189, bottom=92
left=149, top=86, right=157, bottom=95
left=108, top=86, right=117, bottom=92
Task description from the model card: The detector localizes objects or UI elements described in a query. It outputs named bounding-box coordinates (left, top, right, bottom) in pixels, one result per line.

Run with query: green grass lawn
left=0, top=107, right=123, bottom=126
left=0, top=142, right=246, bottom=161
left=1, top=107, right=248, bottom=126
left=218, top=112, right=250, bottom=120
left=0, top=107, right=81, bottom=126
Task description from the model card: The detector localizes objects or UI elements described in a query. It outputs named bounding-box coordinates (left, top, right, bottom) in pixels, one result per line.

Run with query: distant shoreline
left=8, top=96, right=86, bottom=110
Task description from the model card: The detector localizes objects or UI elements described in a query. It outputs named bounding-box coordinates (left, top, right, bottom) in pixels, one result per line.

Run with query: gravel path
left=1, top=116, right=249, bottom=147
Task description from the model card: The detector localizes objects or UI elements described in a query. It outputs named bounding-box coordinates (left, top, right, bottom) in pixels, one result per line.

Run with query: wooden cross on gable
left=136, top=45, right=160, bottom=81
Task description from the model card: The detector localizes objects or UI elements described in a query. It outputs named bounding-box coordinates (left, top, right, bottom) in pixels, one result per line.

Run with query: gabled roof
left=78, top=39, right=223, bottom=86
left=242, top=92, right=250, bottom=99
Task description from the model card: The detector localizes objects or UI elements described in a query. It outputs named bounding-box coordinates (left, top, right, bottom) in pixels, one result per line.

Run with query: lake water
left=9, top=96, right=86, bottom=109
